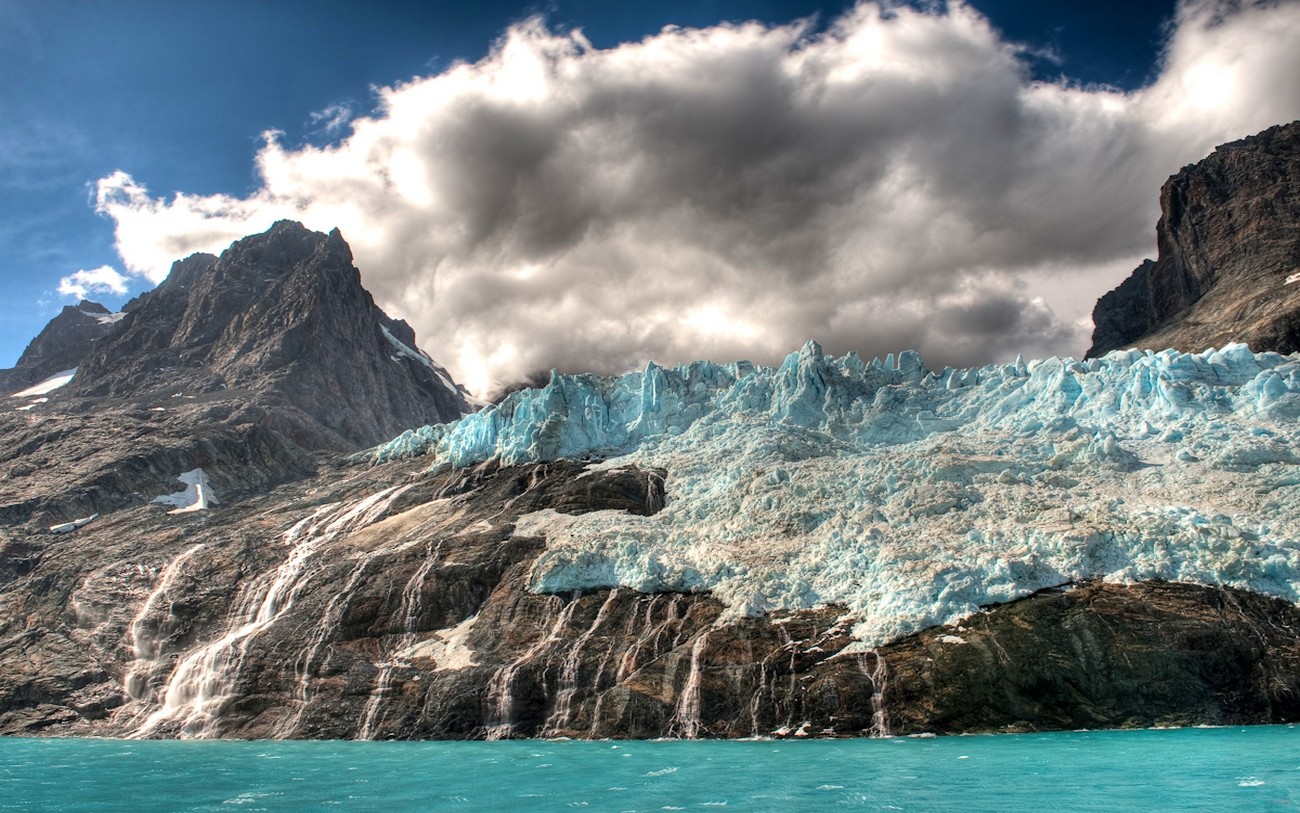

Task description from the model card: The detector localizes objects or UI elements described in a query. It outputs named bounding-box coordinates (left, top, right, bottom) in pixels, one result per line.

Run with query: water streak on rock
left=670, top=631, right=711, bottom=739
left=123, top=544, right=207, bottom=703
left=358, top=540, right=443, bottom=740
left=131, top=486, right=408, bottom=738
left=542, top=589, right=620, bottom=736
left=483, top=595, right=578, bottom=740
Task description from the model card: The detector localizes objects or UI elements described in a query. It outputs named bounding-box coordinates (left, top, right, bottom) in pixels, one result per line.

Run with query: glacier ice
left=370, top=341, right=1300, bottom=646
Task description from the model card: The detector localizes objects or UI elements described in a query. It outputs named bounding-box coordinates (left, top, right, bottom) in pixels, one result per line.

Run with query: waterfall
left=541, top=590, right=619, bottom=736
left=862, top=650, right=891, bottom=738
left=615, top=594, right=684, bottom=682
left=122, top=544, right=207, bottom=704
left=760, top=623, right=801, bottom=737
left=483, top=595, right=577, bottom=740
left=273, top=551, right=391, bottom=738
left=357, top=540, right=442, bottom=740
left=583, top=593, right=693, bottom=738
left=669, top=631, right=710, bottom=739
left=747, top=655, right=770, bottom=737
left=130, top=486, right=409, bottom=738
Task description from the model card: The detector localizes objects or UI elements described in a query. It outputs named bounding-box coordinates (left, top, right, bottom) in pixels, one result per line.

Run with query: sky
left=2, top=0, right=1299, bottom=397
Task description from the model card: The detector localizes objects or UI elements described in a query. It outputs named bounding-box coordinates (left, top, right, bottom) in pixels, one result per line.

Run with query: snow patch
left=49, top=513, right=98, bottom=534
left=153, top=469, right=219, bottom=514
left=9, top=369, right=76, bottom=398
left=399, top=614, right=479, bottom=671
left=380, top=325, right=484, bottom=408
left=381, top=325, right=435, bottom=370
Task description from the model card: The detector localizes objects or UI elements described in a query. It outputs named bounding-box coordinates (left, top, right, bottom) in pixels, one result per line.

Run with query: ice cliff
left=372, top=341, right=1300, bottom=646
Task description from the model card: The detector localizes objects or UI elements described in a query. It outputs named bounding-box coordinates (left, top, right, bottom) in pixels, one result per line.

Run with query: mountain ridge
left=63, top=221, right=474, bottom=450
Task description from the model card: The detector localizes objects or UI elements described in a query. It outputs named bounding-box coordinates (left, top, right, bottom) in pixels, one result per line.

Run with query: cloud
left=92, top=0, right=1300, bottom=397
left=58, top=265, right=128, bottom=300
left=308, top=103, right=354, bottom=136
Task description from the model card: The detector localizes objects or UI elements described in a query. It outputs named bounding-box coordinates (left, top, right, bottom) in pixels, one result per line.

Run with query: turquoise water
left=2, top=727, right=1297, bottom=812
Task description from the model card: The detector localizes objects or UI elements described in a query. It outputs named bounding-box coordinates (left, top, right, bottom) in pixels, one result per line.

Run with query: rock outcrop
left=2, top=456, right=1297, bottom=740
left=1088, top=121, right=1300, bottom=357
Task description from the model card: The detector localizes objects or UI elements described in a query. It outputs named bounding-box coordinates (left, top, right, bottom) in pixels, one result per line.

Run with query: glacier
left=370, top=341, right=1300, bottom=646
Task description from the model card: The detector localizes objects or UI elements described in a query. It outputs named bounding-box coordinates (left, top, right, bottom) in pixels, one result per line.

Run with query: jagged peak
left=49, top=219, right=471, bottom=448
left=72, top=300, right=110, bottom=315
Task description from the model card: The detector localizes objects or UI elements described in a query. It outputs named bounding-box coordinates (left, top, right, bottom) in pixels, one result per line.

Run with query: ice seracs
left=370, top=340, right=1300, bottom=647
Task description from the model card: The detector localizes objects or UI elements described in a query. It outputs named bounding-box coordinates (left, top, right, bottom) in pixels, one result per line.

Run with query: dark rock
left=881, top=581, right=1300, bottom=733
left=1089, top=260, right=1153, bottom=358
left=1088, top=120, right=1300, bottom=357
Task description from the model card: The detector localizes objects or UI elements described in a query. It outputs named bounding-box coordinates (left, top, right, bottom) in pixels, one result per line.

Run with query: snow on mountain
left=153, top=468, right=219, bottom=514
left=380, top=324, right=486, bottom=408
left=371, top=340, right=1300, bottom=646
left=9, top=368, right=77, bottom=399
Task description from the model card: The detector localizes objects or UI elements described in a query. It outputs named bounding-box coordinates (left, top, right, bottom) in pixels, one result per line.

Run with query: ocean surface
left=1, top=726, right=1296, bottom=812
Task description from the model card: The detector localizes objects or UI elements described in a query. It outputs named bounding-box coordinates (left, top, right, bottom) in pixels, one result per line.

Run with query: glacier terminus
left=372, top=340, right=1300, bottom=647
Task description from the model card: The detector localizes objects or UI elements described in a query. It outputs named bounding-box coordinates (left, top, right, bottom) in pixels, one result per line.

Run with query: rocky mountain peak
left=56, top=221, right=474, bottom=451
left=1088, top=120, right=1300, bottom=357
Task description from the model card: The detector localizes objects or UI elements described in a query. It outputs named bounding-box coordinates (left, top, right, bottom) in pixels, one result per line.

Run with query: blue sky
left=2, top=0, right=1297, bottom=393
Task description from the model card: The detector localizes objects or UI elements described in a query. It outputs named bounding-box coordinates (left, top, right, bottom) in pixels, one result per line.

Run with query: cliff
left=1088, top=120, right=1300, bottom=357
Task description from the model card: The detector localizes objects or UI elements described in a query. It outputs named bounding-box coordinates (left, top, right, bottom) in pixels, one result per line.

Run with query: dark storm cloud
left=95, top=0, right=1300, bottom=395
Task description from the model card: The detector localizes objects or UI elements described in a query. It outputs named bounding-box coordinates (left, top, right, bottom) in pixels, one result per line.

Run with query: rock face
left=1088, top=120, right=1300, bottom=357
left=2, top=457, right=1297, bottom=740
left=0, top=301, right=118, bottom=395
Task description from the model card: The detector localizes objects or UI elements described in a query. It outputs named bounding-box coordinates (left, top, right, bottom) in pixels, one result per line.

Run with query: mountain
left=1088, top=120, right=1300, bottom=357
left=0, top=300, right=119, bottom=395
left=0, top=222, right=475, bottom=530
left=65, top=221, right=476, bottom=449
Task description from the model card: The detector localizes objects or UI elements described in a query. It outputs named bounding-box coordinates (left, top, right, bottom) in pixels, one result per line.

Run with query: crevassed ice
left=370, top=340, right=1300, bottom=646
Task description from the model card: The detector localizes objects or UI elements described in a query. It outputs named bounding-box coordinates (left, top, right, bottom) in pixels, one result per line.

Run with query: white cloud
left=58, top=265, right=128, bottom=300
left=308, top=103, right=354, bottom=136
left=92, top=0, right=1300, bottom=397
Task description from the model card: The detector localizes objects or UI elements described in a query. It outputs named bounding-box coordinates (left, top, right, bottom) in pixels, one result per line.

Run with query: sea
left=1, top=726, right=1296, bottom=812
